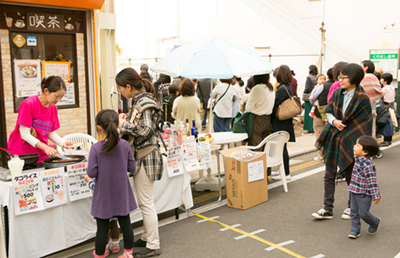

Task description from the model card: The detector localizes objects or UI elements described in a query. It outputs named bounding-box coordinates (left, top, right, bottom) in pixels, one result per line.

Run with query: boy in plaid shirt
left=348, top=136, right=381, bottom=239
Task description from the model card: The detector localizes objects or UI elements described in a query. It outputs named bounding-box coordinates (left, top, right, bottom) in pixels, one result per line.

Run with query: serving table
left=0, top=156, right=192, bottom=258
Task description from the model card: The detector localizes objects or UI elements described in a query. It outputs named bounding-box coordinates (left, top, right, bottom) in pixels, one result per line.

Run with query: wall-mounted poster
left=40, top=168, right=68, bottom=209
left=12, top=172, right=45, bottom=216
left=42, top=61, right=70, bottom=82
left=56, top=82, right=75, bottom=106
left=14, top=59, right=42, bottom=98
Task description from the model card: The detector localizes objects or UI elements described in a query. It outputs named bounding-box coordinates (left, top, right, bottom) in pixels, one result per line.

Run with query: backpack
left=161, top=95, right=176, bottom=124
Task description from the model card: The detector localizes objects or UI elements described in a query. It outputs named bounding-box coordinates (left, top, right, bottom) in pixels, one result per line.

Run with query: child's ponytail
left=95, top=109, right=120, bottom=154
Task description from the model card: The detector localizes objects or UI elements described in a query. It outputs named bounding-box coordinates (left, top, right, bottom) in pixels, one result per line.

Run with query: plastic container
left=8, top=155, right=25, bottom=176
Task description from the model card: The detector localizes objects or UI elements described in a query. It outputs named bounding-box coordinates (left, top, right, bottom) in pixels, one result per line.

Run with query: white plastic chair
left=244, top=131, right=290, bottom=192
left=57, top=133, right=98, bottom=158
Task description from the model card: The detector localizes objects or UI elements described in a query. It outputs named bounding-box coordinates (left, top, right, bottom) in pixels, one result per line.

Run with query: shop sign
left=12, top=34, right=26, bottom=48
left=27, top=35, right=37, bottom=46
left=370, top=49, right=399, bottom=79
left=27, top=12, right=64, bottom=32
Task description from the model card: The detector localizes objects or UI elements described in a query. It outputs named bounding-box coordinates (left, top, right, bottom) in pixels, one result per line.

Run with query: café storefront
left=0, top=0, right=104, bottom=167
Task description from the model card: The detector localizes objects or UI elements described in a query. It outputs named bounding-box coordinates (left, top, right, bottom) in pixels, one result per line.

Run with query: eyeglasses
left=338, top=76, right=349, bottom=81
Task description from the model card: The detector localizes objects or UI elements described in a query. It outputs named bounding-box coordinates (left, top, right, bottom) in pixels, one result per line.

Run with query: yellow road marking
left=193, top=213, right=306, bottom=258
left=193, top=134, right=400, bottom=204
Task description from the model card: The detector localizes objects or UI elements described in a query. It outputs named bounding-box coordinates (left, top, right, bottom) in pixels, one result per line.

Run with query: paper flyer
left=40, top=168, right=68, bottom=208
left=248, top=160, right=264, bottom=183
left=197, top=141, right=212, bottom=169
left=13, top=59, right=42, bottom=98
left=167, top=145, right=184, bottom=177
left=66, top=162, right=92, bottom=201
left=42, top=61, right=71, bottom=82
left=12, top=172, right=45, bottom=216
left=182, top=142, right=200, bottom=172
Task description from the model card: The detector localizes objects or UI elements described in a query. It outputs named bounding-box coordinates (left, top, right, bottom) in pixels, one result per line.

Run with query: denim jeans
left=350, top=192, right=379, bottom=232
left=213, top=112, right=231, bottom=132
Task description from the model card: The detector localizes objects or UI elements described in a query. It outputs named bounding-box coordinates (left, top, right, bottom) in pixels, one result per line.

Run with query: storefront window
left=10, top=32, right=78, bottom=111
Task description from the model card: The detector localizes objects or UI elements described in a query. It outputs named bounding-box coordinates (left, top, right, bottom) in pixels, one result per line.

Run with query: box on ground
left=220, top=147, right=268, bottom=210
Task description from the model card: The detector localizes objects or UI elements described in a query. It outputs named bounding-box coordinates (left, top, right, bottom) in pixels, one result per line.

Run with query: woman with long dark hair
left=271, top=65, right=296, bottom=181
left=116, top=67, right=162, bottom=258
left=245, top=74, right=275, bottom=151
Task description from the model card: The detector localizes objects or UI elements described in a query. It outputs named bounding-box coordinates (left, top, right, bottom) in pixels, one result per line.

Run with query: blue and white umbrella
left=151, top=41, right=273, bottom=78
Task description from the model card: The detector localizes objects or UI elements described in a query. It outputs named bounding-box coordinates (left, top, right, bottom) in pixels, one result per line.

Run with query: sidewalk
left=288, top=133, right=318, bottom=158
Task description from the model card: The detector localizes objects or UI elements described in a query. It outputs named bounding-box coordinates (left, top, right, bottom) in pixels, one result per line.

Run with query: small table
left=195, top=132, right=248, bottom=195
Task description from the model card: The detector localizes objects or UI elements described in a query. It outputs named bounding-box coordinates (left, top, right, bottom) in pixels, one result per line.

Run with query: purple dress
left=87, top=139, right=137, bottom=219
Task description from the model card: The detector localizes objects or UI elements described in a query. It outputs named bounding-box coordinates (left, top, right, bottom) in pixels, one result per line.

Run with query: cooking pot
left=0, top=147, right=40, bottom=166
left=43, top=155, right=86, bottom=169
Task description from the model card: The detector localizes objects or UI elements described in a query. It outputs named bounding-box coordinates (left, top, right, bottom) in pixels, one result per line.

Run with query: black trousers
left=323, top=162, right=354, bottom=212
left=95, top=215, right=134, bottom=256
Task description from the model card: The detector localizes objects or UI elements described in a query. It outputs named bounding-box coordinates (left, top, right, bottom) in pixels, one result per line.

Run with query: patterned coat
left=316, top=86, right=372, bottom=172
left=120, top=92, right=163, bottom=181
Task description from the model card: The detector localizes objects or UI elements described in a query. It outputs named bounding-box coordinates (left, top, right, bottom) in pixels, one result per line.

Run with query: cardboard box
left=220, top=147, right=268, bottom=210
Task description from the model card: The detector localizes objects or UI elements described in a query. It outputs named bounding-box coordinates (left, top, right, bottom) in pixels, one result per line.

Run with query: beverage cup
left=6, top=17, right=13, bottom=27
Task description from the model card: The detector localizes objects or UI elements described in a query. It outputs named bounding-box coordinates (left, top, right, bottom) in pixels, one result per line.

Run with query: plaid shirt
left=120, top=92, right=163, bottom=181
left=348, top=156, right=380, bottom=200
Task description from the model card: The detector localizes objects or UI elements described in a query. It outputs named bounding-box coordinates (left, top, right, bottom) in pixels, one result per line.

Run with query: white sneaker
left=271, top=171, right=280, bottom=176
left=342, top=208, right=351, bottom=220
left=314, top=156, right=322, bottom=161
left=271, top=175, right=291, bottom=181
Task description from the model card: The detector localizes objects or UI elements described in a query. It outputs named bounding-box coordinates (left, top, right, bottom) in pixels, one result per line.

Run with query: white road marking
left=268, top=166, right=325, bottom=190
left=234, top=229, right=266, bottom=240
left=219, top=224, right=241, bottom=231
left=265, top=240, right=295, bottom=251
left=197, top=216, right=219, bottom=223
left=310, top=254, right=325, bottom=258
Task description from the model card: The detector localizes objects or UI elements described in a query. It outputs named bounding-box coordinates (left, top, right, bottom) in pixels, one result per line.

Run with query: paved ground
left=45, top=133, right=400, bottom=258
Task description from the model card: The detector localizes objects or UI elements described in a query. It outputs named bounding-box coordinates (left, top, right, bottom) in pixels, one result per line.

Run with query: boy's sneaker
left=348, top=231, right=360, bottom=239
left=312, top=208, right=333, bottom=219
left=341, top=208, right=351, bottom=220
left=368, top=217, right=381, bottom=234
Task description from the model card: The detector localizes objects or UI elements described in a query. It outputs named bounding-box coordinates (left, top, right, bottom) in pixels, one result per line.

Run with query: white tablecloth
left=0, top=156, right=193, bottom=258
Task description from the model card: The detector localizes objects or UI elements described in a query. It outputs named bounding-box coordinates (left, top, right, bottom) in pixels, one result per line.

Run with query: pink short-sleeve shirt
left=8, top=95, right=60, bottom=162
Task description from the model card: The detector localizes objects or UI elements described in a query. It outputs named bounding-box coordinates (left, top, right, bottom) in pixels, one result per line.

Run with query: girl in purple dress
left=87, top=110, right=137, bottom=258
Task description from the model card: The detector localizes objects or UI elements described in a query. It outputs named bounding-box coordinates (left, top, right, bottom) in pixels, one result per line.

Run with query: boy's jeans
left=350, top=192, right=379, bottom=232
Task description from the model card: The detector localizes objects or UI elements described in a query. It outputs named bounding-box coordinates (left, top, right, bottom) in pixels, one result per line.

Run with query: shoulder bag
left=376, top=103, right=389, bottom=127
left=275, top=85, right=302, bottom=121
left=211, top=85, right=230, bottom=110
left=232, top=111, right=255, bottom=138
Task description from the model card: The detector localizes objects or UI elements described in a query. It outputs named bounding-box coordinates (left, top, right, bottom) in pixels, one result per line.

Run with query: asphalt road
left=65, top=141, right=400, bottom=258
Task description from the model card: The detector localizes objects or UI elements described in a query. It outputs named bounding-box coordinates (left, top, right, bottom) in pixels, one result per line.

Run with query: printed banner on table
left=42, top=61, right=70, bottom=82
left=40, top=168, right=67, bottom=208
left=167, top=145, right=184, bottom=177
left=57, top=82, right=75, bottom=106
left=197, top=141, right=212, bottom=169
left=12, top=172, right=45, bottom=216
left=182, top=142, right=200, bottom=172
left=66, top=162, right=92, bottom=201
left=13, top=59, right=42, bottom=97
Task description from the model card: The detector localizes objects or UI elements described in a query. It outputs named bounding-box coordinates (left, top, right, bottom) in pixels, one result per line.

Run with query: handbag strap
left=281, top=84, right=293, bottom=99
left=213, top=84, right=230, bottom=108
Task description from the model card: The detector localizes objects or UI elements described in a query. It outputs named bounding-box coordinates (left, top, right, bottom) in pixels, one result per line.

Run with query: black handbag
left=376, top=104, right=389, bottom=127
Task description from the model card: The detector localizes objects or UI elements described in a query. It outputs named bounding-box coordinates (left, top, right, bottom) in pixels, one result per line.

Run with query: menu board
left=13, top=59, right=42, bottom=97
left=66, top=162, right=92, bottom=201
left=197, top=141, right=212, bottom=169
left=57, top=82, right=75, bottom=106
left=12, top=172, right=45, bottom=216
left=42, top=61, right=70, bottom=82
left=182, top=142, right=200, bottom=172
left=167, top=145, right=184, bottom=177
left=40, top=168, right=68, bottom=208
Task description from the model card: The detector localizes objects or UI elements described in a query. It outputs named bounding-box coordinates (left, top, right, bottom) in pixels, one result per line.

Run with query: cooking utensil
left=43, top=155, right=86, bottom=169
left=0, top=147, right=40, bottom=165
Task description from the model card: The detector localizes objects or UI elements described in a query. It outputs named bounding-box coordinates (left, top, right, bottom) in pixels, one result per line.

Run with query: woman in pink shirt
left=8, top=76, right=73, bottom=162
